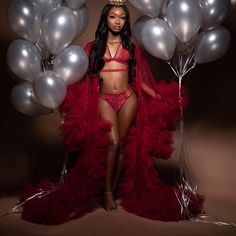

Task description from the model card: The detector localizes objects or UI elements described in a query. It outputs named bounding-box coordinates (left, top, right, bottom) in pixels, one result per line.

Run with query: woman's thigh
left=117, top=92, right=138, bottom=140
left=99, top=98, right=119, bottom=142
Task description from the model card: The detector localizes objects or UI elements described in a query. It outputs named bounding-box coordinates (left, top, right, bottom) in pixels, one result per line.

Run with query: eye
left=109, top=15, right=115, bottom=19
left=121, top=16, right=126, bottom=20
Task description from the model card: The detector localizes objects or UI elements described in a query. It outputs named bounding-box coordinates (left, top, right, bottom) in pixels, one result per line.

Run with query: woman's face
left=107, top=6, right=126, bottom=33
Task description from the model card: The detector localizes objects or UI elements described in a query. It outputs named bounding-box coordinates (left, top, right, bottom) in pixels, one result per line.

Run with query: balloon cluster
left=131, top=0, right=231, bottom=80
left=6, top=0, right=89, bottom=115
left=130, top=0, right=232, bottom=218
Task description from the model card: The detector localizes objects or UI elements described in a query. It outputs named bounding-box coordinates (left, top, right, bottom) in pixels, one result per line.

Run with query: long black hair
left=89, top=4, right=136, bottom=83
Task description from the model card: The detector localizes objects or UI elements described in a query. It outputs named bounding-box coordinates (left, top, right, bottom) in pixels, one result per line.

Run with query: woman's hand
left=141, top=82, right=161, bottom=99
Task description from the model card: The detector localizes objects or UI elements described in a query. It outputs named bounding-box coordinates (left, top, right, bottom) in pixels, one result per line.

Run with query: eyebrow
left=109, top=12, right=126, bottom=16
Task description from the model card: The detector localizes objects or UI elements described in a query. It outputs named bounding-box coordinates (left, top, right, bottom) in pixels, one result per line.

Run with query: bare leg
left=99, top=98, right=119, bottom=211
left=112, top=92, right=138, bottom=191
left=112, top=141, right=123, bottom=194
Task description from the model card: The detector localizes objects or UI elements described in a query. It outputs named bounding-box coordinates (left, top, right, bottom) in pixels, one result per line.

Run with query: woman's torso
left=99, top=42, right=130, bottom=93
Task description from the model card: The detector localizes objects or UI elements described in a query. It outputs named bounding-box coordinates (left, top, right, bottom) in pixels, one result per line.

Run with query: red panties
left=99, top=89, right=133, bottom=112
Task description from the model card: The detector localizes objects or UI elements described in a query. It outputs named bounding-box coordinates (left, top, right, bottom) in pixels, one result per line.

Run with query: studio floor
left=0, top=196, right=236, bottom=236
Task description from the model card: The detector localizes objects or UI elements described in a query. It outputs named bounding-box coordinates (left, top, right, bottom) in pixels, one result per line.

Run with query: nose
left=115, top=17, right=120, bottom=25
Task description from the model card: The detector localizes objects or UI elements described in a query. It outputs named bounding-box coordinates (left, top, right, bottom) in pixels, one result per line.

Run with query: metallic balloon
left=73, top=4, right=89, bottom=37
left=33, top=71, right=66, bottom=109
left=166, top=0, right=202, bottom=43
left=65, top=0, right=85, bottom=9
left=11, top=83, right=52, bottom=115
left=7, top=39, right=42, bottom=82
left=41, top=7, right=78, bottom=55
left=199, top=0, right=231, bottom=29
left=53, top=45, right=88, bottom=85
left=129, top=0, right=163, bottom=18
left=161, top=0, right=170, bottom=17
left=141, top=18, right=176, bottom=61
left=6, top=0, right=42, bottom=42
left=194, top=26, right=231, bottom=64
left=31, top=0, right=62, bottom=18
left=133, top=15, right=151, bottom=46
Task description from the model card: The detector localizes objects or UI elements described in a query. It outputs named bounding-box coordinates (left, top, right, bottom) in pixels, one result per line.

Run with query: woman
left=90, top=2, right=139, bottom=212
left=20, top=0, right=203, bottom=225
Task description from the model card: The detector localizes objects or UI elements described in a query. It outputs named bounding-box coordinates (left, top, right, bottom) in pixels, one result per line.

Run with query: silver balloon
left=53, top=45, right=88, bottom=85
left=194, top=26, right=231, bottom=64
left=166, top=0, right=202, bottom=43
left=73, top=4, right=89, bottom=37
left=31, top=0, right=62, bottom=18
left=7, top=39, right=42, bottom=82
left=33, top=71, right=66, bottom=109
left=199, top=0, right=231, bottom=29
left=65, top=0, right=85, bottom=9
left=141, top=18, right=176, bottom=61
left=161, top=0, right=170, bottom=17
left=11, top=83, right=52, bottom=115
left=6, top=0, right=42, bottom=42
left=129, top=0, right=163, bottom=18
left=133, top=15, right=151, bottom=46
left=41, top=7, right=78, bottom=55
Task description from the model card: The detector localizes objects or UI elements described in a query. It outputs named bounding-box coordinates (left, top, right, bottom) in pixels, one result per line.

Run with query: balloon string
left=181, top=53, right=191, bottom=75
left=168, top=45, right=199, bottom=218
left=168, top=61, right=177, bottom=77
left=179, top=50, right=183, bottom=75
left=34, top=42, right=46, bottom=71
left=59, top=151, right=68, bottom=185
left=0, top=187, right=55, bottom=217
left=176, top=75, right=198, bottom=218
left=190, top=215, right=236, bottom=228
left=182, top=62, right=196, bottom=78
left=173, top=188, right=236, bottom=229
left=169, top=40, right=236, bottom=228
left=168, top=61, right=179, bottom=78
left=182, top=49, right=197, bottom=77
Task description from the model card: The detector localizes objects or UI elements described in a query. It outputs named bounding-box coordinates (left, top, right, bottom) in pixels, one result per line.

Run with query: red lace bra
left=100, top=43, right=130, bottom=72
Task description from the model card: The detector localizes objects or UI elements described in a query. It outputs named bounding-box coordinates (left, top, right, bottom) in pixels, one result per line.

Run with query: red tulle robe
left=20, top=41, right=203, bottom=225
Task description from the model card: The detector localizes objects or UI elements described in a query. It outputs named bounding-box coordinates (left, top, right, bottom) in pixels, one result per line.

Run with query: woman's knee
left=108, top=139, right=125, bottom=154
left=109, top=139, right=120, bottom=152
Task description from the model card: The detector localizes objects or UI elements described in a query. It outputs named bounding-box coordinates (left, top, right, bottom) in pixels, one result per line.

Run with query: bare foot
left=103, top=192, right=118, bottom=212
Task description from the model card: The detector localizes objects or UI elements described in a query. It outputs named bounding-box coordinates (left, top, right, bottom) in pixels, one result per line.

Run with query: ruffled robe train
left=20, top=42, right=203, bottom=225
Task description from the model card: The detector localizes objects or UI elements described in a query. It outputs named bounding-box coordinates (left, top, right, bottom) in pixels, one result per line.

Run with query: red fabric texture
left=99, top=88, right=133, bottom=112
left=20, top=41, right=203, bottom=225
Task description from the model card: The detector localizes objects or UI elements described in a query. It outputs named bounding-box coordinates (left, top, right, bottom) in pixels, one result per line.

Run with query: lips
left=114, top=26, right=120, bottom=30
